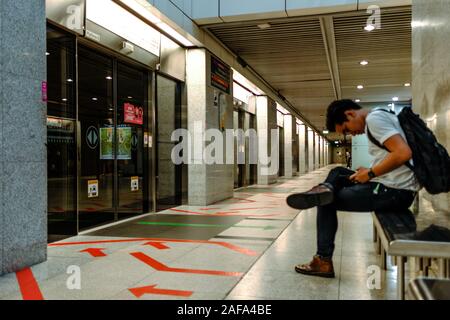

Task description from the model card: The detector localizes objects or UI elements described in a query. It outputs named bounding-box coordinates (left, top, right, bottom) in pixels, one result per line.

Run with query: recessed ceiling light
left=360, top=60, right=369, bottom=66
left=127, top=96, right=133, bottom=99
left=392, top=97, right=399, bottom=101
left=46, top=52, right=50, bottom=56
left=404, top=83, right=411, bottom=87
left=355, top=99, right=361, bottom=102
left=92, top=98, right=98, bottom=101
left=364, top=24, right=375, bottom=32
left=257, top=23, right=271, bottom=30
left=106, top=76, right=113, bottom=80
left=357, top=85, right=364, bottom=90
left=62, top=98, right=68, bottom=102
left=67, top=79, right=73, bottom=82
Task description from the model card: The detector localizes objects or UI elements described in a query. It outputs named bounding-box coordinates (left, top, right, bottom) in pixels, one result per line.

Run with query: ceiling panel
left=206, top=6, right=412, bottom=140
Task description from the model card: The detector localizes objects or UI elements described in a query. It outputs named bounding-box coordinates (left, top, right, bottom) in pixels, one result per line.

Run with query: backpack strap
left=366, top=110, right=414, bottom=171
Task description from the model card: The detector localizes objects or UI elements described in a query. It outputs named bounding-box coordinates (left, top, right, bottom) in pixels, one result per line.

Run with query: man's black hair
left=326, top=99, right=362, bottom=132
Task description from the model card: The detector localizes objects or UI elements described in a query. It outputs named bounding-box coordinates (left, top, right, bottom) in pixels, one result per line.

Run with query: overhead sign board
left=211, top=56, right=231, bottom=94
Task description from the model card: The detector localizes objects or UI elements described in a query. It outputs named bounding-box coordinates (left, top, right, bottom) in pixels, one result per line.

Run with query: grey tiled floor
left=0, top=165, right=411, bottom=300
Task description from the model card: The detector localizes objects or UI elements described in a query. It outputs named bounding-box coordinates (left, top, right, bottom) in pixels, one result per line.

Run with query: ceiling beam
left=320, top=16, right=342, bottom=100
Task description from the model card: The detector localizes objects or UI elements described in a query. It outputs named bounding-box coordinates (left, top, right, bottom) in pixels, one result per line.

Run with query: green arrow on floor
left=136, top=221, right=278, bottom=230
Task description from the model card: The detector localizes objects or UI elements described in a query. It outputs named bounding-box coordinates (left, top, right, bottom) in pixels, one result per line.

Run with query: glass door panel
left=78, top=46, right=115, bottom=230
left=116, top=62, right=148, bottom=219
left=46, top=25, right=77, bottom=241
left=156, top=75, right=182, bottom=210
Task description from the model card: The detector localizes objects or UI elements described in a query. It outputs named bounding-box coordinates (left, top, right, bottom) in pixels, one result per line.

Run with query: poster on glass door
left=100, top=126, right=132, bottom=160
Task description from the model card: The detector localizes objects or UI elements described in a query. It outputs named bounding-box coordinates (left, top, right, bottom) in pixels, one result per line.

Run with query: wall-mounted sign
left=131, top=176, right=139, bottom=192
left=86, top=126, right=99, bottom=149
left=124, top=103, right=144, bottom=125
left=100, top=127, right=114, bottom=159
left=88, top=180, right=99, bottom=198
left=41, top=81, right=48, bottom=102
left=211, top=56, right=231, bottom=94
left=117, top=127, right=132, bottom=160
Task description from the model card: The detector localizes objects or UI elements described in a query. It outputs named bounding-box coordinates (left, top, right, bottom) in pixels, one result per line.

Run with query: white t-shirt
left=365, top=108, right=421, bottom=191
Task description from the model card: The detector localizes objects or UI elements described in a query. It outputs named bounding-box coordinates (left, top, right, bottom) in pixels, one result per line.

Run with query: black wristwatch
left=368, top=169, right=376, bottom=179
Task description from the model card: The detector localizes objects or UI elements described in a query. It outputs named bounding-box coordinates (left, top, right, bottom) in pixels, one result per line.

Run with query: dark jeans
left=317, top=167, right=416, bottom=258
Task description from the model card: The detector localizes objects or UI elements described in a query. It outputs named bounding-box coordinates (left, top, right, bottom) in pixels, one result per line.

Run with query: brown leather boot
left=295, top=255, right=335, bottom=278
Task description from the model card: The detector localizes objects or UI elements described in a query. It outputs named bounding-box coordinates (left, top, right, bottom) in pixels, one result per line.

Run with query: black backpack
left=366, top=107, right=450, bottom=194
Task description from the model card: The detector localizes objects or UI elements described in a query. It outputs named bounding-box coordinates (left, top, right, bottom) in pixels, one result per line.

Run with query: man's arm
left=350, top=134, right=412, bottom=183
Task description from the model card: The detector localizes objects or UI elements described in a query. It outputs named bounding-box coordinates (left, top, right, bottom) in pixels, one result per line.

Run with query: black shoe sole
left=295, top=267, right=335, bottom=278
left=286, top=191, right=333, bottom=210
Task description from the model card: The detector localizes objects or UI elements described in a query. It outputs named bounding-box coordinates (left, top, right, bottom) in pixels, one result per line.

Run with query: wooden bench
left=372, top=210, right=450, bottom=300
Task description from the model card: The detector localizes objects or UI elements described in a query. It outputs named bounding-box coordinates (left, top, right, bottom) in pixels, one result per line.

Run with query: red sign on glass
left=124, top=103, right=144, bottom=125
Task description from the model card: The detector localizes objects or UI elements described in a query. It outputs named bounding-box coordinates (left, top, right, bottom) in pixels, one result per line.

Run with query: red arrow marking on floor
left=129, top=285, right=193, bottom=298
left=80, top=248, right=107, bottom=257
left=170, top=208, right=204, bottom=214
left=15, top=268, right=44, bottom=300
left=50, top=238, right=257, bottom=256
left=130, top=252, right=243, bottom=277
left=144, top=242, right=170, bottom=250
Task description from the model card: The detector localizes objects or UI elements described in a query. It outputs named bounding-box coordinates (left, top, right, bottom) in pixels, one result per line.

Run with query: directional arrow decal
left=137, top=221, right=278, bottom=230
left=130, top=252, right=243, bottom=277
left=129, top=285, right=193, bottom=298
left=80, top=248, right=107, bottom=257
left=143, top=241, right=170, bottom=250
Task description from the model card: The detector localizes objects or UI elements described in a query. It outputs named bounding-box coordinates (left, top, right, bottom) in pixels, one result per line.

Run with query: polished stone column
left=256, top=96, right=278, bottom=185
left=283, top=114, right=294, bottom=178
left=298, top=124, right=307, bottom=174
left=412, top=0, right=450, bottom=216
left=186, top=49, right=234, bottom=205
left=0, top=0, right=47, bottom=275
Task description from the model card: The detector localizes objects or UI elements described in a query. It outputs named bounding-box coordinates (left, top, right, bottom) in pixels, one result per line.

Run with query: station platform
left=0, top=166, right=399, bottom=300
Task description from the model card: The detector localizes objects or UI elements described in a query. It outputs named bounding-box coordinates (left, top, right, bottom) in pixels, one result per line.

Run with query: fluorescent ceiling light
left=355, top=99, right=361, bottom=102
left=360, top=60, right=369, bottom=66
left=392, top=97, right=399, bottom=101
left=157, top=22, right=194, bottom=47
left=232, top=68, right=264, bottom=95
left=119, top=0, right=194, bottom=47
left=364, top=24, right=375, bottom=32
left=323, top=130, right=329, bottom=134
left=404, top=83, right=411, bottom=87
left=357, top=85, right=364, bottom=90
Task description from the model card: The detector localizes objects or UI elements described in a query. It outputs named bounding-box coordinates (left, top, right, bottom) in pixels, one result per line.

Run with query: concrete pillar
left=256, top=96, right=278, bottom=185
left=315, top=133, right=320, bottom=170
left=307, top=129, right=314, bottom=172
left=412, top=0, right=450, bottom=216
left=186, top=49, right=234, bottom=205
left=0, top=0, right=47, bottom=275
left=298, top=124, right=307, bottom=174
left=283, top=114, right=293, bottom=178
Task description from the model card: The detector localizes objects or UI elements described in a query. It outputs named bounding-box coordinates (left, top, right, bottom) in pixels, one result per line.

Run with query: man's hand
left=350, top=167, right=371, bottom=184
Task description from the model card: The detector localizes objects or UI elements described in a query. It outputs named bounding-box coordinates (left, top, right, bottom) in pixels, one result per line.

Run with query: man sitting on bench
left=287, top=99, right=420, bottom=278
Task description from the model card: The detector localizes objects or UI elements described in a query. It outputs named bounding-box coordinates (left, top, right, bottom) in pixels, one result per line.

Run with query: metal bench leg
left=397, top=256, right=406, bottom=300
left=381, top=248, right=387, bottom=270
